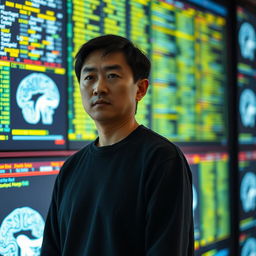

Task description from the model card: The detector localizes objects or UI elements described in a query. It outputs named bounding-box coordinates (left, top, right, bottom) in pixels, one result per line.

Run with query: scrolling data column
left=151, top=0, right=196, bottom=142
left=102, top=0, right=126, bottom=36
left=128, top=0, right=151, bottom=127
left=194, top=12, right=226, bottom=143
left=0, top=65, right=10, bottom=142
left=67, top=0, right=101, bottom=145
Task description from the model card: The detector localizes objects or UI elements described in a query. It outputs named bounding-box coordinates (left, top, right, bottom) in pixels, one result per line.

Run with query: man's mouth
left=92, top=99, right=111, bottom=106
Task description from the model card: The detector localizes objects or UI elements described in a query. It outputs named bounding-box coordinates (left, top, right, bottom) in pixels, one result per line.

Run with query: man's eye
left=107, top=73, right=119, bottom=79
left=84, top=75, right=94, bottom=80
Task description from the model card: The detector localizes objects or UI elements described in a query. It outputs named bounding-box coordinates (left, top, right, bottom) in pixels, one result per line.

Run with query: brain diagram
left=241, top=237, right=256, bottom=256
left=0, top=207, right=44, bottom=256
left=16, top=73, right=60, bottom=125
left=240, top=89, right=256, bottom=128
left=239, top=22, right=256, bottom=61
left=240, top=172, right=256, bottom=213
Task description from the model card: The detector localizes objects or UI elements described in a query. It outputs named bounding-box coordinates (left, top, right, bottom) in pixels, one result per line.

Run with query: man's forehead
left=82, top=50, right=127, bottom=66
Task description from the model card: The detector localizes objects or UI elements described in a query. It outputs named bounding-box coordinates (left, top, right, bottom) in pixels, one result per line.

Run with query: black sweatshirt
left=40, top=125, right=194, bottom=255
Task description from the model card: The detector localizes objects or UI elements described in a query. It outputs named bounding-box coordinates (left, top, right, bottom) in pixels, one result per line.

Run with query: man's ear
left=136, top=79, right=149, bottom=101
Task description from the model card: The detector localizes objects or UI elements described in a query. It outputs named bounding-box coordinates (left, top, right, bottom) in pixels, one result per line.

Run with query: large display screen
left=151, top=0, right=227, bottom=144
left=67, top=0, right=228, bottom=149
left=237, top=7, right=256, bottom=145
left=0, top=0, right=67, bottom=150
left=67, top=0, right=151, bottom=148
left=185, top=151, right=231, bottom=255
left=0, top=156, right=67, bottom=255
left=239, top=151, right=256, bottom=235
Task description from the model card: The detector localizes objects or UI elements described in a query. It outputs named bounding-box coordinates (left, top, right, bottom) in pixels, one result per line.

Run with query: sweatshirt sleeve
left=40, top=177, right=61, bottom=256
left=145, top=152, right=194, bottom=256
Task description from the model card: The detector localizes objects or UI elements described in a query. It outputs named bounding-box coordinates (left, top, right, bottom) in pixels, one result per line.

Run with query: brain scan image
left=240, top=172, right=256, bottom=213
left=239, top=89, right=256, bottom=128
left=0, top=207, right=45, bottom=256
left=16, top=73, right=60, bottom=125
left=239, top=22, right=256, bottom=61
left=241, top=237, right=256, bottom=256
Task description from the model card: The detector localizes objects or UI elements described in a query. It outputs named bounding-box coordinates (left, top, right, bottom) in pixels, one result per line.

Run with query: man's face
left=79, top=50, right=140, bottom=125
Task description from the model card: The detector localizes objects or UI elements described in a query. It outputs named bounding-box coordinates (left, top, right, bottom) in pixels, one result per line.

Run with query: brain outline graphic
left=239, top=22, right=256, bottom=61
left=0, top=207, right=45, bottom=256
left=241, top=237, right=256, bottom=256
left=239, top=89, right=256, bottom=128
left=240, top=172, right=256, bottom=213
left=16, top=73, right=60, bottom=125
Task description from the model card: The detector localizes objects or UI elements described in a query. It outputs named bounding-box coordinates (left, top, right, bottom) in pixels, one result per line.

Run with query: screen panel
left=0, top=156, right=68, bottom=255
left=239, top=151, right=256, bottom=237
left=185, top=151, right=231, bottom=255
left=0, top=0, right=67, bottom=150
left=67, top=0, right=151, bottom=149
left=237, top=6, right=256, bottom=145
left=237, top=6, right=256, bottom=256
left=151, top=0, right=227, bottom=144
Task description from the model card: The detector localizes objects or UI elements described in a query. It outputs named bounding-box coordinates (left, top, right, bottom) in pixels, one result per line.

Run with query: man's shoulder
left=139, top=126, right=173, bottom=144
left=136, top=126, right=180, bottom=159
left=59, top=143, right=92, bottom=174
left=137, top=126, right=191, bottom=181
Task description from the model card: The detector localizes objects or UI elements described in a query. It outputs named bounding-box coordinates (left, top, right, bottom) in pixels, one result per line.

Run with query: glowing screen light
left=0, top=0, right=67, bottom=150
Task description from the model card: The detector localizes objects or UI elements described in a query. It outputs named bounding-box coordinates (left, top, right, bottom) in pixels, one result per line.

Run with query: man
left=40, top=34, right=194, bottom=255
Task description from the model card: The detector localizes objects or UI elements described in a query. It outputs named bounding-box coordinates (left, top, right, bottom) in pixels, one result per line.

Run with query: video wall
left=0, top=0, right=237, bottom=255
left=0, top=152, right=231, bottom=256
left=0, top=0, right=228, bottom=150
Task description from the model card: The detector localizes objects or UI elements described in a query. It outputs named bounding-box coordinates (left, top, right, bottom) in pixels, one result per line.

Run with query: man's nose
left=93, top=78, right=108, bottom=95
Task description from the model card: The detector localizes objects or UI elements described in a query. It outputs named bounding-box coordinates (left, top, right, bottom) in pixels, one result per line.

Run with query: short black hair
left=75, top=34, right=151, bottom=82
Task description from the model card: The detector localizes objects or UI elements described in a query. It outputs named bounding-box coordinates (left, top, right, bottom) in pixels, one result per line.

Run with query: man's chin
left=90, top=113, right=116, bottom=123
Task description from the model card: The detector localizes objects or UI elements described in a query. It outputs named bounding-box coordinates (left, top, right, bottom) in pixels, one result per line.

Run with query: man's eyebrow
left=81, top=64, right=123, bottom=73
left=82, top=67, right=97, bottom=73
left=103, top=65, right=122, bottom=71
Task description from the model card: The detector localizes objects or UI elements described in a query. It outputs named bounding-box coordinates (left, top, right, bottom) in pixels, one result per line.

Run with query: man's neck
left=95, top=119, right=139, bottom=147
